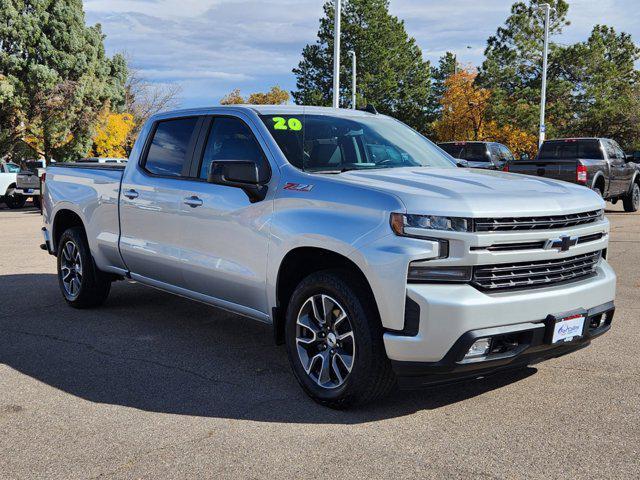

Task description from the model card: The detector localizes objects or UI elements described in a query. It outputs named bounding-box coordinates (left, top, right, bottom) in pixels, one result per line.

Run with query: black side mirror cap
left=207, top=161, right=268, bottom=203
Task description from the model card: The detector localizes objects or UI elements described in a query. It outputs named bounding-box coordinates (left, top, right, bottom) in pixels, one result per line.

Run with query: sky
left=84, top=0, right=640, bottom=108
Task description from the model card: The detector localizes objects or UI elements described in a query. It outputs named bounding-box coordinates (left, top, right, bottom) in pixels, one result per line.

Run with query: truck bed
left=45, top=163, right=125, bottom=272
left=508, top=159, right=579, bottom=184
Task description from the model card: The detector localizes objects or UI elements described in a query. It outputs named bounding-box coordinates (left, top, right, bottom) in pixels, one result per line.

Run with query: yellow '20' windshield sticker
left=272, top=117, right=302, bottom=131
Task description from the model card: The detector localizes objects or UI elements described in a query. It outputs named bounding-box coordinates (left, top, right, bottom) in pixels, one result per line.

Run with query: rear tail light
left=40, top=172, right=46, bottom=183
left=577, top=164, right=588, bottom=184
left=502, top=163, right=510, bottom=173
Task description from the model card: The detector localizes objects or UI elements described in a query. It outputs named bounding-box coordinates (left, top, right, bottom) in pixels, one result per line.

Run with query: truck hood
left=337, top=167, right=604, bottom=217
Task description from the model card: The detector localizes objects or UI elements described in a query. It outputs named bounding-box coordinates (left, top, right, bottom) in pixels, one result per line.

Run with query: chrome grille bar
left=474, top=210, right=603, bottom=232
left=472, top=251, right=602, bottom=291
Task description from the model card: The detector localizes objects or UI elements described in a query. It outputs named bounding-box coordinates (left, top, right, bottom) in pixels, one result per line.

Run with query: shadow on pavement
left=0, top=273, right=537, bottom=424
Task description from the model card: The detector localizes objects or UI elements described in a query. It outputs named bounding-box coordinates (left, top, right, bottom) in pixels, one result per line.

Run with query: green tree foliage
left=558, top=25, right=640, bottom=149
left=292, top=0, right=432, bottom=132
left=0, top=0, right=127, bottom=162
left=477, top=0, right=571, bottom=139
left=427, top=52, right=456, bottom=121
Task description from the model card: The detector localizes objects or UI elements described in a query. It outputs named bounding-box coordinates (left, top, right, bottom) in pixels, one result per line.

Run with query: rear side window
left=5, top=163, right=21, bottom=173
left=539, top=140, right=603, bottom=160
left=438, top=144, right=463, bottom=158
left=461, top=144, right=489, bottom=162
left=144, top=117, right=199, bottom=177
left=199, top=117, right=269, bottom=181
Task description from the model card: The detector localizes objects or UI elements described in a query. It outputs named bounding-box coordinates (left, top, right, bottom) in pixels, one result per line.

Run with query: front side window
left=199, top=117, right=268, bottom=180
left=144, top=117, right=199, bottom=177
left=261, top=114, right=455, bottom=172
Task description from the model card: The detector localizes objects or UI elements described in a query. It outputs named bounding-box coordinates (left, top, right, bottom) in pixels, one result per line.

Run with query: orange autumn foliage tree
left=434, top=69, right=491, bottom=142
left=92, top=109, right=135, bottom=158
left=434, top=68, right=538, bottom=159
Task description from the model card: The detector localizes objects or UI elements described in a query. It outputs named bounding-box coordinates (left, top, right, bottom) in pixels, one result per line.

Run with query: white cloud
left=85, top=0, right=640, bottom=107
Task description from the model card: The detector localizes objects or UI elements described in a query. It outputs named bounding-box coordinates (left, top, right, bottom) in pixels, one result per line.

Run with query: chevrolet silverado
left=41, top=106, right=616, bottom=408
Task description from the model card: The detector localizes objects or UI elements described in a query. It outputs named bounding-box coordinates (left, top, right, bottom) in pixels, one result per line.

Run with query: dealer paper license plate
left=552, top=314, right=585, bottom=343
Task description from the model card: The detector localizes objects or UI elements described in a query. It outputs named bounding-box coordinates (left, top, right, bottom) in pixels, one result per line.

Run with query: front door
left=119, top=116, right=203, bottom=287
left=178, top=115, right=275, bottom=316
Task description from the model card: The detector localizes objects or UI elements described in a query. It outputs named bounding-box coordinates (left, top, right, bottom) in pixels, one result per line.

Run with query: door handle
left=123, top=189, right=139, bottom=200
left=184, top=195, right=203, bottom=208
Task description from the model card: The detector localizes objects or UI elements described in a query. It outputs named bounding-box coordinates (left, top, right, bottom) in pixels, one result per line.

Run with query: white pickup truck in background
left=0, top=160, right=26, bottom=209
left=41, top=106, right=616, bottom=408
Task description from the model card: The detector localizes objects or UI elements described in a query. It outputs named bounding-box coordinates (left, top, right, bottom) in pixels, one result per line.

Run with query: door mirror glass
left=520, top=153, right=530, bottom=161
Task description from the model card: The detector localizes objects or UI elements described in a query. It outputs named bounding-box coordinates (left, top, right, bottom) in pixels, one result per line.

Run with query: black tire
left=623, top=183, right=640, bottom=213
left=56, top=227, right=111, bottom=308
left=284, top=270, right=395, bottom=409
left=591, top=185, right=603, bottom=198
left=4, top=187, right=26, bottom=209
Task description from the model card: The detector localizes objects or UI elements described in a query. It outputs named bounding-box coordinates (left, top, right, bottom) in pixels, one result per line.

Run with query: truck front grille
left=474, top=210, right=602, bottom=232
left=472, top=250, right=602, bottom=291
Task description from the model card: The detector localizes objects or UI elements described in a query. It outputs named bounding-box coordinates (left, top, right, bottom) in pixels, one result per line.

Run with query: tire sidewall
left=632, top=184, right=640, bottom=210
left=284, top=271, right=379, bottom=406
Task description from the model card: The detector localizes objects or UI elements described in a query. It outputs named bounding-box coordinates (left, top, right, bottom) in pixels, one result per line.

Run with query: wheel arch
left=52, top=208, right=86, bottom=254
left=272, top=246, right=379, bottom=345
left=591, top=172, right=606, bottom=194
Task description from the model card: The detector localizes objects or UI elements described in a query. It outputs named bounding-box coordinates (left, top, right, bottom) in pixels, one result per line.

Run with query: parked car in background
left=438, top=141, right=515, bottom=170
left=505, top=138, right=640, bottom=212
left=42, top=106, right=616, bottom=408
left=16, top=159, right=47, bottom=208
left=0, top=160, right=26, bottom=209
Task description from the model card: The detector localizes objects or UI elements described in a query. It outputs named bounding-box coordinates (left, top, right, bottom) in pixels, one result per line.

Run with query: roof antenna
left=359, top=104, right=378, bottom=114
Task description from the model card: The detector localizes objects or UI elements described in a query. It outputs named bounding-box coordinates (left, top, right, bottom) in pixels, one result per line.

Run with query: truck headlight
left=390, top=213, right=471, bottom=237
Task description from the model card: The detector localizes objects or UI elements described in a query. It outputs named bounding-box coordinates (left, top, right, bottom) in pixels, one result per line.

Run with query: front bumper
left=384, top=259, right=616, bottom=382
left=392, top=301, right=614, bottom=388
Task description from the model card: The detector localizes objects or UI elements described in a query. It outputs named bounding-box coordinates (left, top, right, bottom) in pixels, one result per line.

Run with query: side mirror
left=520, top=153, right=530, bottom=161
left=456, top=159, right=469, bottom=168
left=207, top=161, right=268, bottom=203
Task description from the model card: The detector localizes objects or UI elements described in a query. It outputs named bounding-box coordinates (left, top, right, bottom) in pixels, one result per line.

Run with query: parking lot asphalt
left=0, top=204, right=638, bottom=480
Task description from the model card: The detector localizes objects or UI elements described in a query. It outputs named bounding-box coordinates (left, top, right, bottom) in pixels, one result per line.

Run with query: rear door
left=119, top=115, right=204, bottom=287
left=604, top=140, right=627, bottom=195
left=177, top=114, right=275, bottom=315
left=612, top=141, right=634, bottom=195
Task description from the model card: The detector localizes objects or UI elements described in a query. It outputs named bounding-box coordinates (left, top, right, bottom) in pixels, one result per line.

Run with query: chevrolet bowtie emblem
left=545, top=235, right=579, bottom=252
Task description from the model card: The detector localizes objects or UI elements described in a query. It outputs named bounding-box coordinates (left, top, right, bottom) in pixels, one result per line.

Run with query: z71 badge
left=283, top=182, right=314, bottom=192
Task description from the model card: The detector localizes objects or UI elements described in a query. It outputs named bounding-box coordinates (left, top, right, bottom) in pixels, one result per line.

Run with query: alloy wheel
left=295, top=294, right=355, bottom=389
left=60, top=240, right=83, bottom=299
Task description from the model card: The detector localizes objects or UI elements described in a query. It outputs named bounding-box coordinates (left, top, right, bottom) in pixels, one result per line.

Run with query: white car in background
left=0, top=160, right=26, bottom=209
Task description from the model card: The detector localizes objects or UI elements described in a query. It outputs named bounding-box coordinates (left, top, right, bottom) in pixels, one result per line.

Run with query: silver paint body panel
left=42, top=106, right=616, bottom=362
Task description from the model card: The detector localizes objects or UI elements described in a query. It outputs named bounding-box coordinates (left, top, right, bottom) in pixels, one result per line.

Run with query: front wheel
left=57, top=227, right=111, bottom=308
left=4, top=188, right=26, bottom=209
left=284, top=270, right=395, bottom=408
left=623, top=183, right=640, bottom=212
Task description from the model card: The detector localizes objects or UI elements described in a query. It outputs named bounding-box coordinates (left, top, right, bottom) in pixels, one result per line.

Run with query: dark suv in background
left=506, top=138, right=640, bottom=212
left=438, top=141, right=515, bottom=170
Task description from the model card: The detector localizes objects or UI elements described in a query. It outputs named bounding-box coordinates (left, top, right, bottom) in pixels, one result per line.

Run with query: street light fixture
left=348, top=50, right=356, bottom=109
left=538, top=3, right=552, bottom=147
left=332, top=0, right=341, bottom=109
left=453, top=46, right=472, bottom=75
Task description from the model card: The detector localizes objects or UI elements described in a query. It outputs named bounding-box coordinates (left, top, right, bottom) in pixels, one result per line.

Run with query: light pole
left=348, top=50, right=356, bottom=109
left=453, top=46, right=472, bottom=75
left=332, top=0, right=341, bottom=109
left=538, top=3, right=551, bottom=147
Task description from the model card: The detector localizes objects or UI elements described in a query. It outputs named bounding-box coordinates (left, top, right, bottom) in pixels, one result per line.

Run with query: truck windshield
left=260, top=114, right=455, bottom=172
left=538, top=140, right=603, bottom=160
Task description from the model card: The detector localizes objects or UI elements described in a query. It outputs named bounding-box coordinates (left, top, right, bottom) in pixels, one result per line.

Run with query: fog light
left=465, top=338, right=492, bottom=359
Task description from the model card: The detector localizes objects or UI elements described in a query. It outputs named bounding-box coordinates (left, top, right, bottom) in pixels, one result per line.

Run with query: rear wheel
left=4, top=187, right=26, bottom=209
left=623, top=183, right=640, bottom=212
left=285, top=270, right=395, bottom=408
left=57, top=227, right=111, bottom=308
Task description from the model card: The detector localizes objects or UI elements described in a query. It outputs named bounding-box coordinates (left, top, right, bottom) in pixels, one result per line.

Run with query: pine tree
left=292, top=0, right=432, bottom=132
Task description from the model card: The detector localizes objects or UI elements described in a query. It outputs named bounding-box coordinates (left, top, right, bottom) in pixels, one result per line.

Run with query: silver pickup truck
left=41, top=106, right=616, bottom=408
